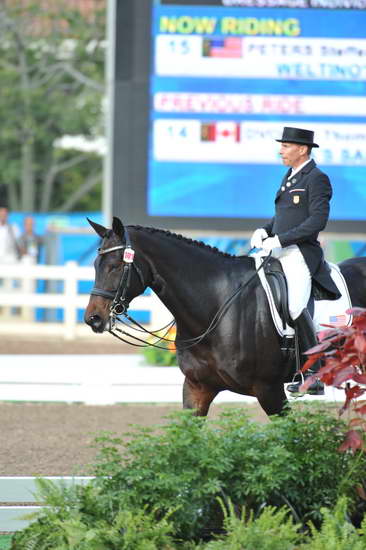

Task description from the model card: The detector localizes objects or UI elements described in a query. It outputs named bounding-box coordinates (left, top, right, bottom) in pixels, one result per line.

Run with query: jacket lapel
left=288, top=159, right=315, bottom=188
left=275, top=160, right=316, bottom=200
left=275, top=168, right=291, bottom=200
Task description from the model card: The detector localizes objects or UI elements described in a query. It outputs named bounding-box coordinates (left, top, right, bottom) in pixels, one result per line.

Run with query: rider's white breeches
left=271, top=245, right=312, bottom=320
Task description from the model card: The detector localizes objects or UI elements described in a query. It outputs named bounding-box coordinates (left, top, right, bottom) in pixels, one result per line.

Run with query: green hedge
left=11, top=403, right=366, bottom=549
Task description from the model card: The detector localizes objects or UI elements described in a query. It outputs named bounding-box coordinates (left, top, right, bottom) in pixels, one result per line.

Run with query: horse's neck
left=131, top=227, right=228, bottom=326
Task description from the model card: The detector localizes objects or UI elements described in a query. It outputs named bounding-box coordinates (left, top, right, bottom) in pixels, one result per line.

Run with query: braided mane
left=131, top=225, right=236, bottom=259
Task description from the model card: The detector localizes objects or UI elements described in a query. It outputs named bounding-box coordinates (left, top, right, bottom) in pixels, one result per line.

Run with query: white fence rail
left=0, top=353, right=344, bottom=405
left=0, top=476, right=93, bottom=531
left=0, top=355, right=191, bottom=405
left=0, top=262, right=171, bottom=339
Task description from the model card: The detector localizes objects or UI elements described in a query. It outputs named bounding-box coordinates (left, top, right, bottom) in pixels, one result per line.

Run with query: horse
left=84, top=217, right=366, bottom=417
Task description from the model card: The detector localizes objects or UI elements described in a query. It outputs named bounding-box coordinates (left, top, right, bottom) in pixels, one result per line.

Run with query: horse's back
left=339, top=256, right=366, bottom=308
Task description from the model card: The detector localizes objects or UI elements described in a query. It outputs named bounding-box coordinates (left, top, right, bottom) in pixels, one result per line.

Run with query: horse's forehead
left=103, top=230, right=122, bottom=246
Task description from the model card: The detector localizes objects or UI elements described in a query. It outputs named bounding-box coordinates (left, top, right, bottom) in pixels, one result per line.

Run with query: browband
left=98, top=245, right=124, bottom=255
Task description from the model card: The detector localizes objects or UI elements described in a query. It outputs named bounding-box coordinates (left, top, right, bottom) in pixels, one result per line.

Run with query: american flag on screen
left=328, top=314, right=347, bottom=327
left=202, top=38, right=242, bottom=58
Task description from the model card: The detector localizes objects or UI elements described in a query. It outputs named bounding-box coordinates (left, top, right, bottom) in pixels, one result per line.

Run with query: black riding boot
left=287, top=309, right=324, bottom=395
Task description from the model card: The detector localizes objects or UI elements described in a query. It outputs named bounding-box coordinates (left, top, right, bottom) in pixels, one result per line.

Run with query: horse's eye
left=109, top=264, right=121, bottom=273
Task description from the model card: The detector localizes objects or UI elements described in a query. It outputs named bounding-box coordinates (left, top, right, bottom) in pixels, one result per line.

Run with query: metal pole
left=102, top=0, right=116, bottom=226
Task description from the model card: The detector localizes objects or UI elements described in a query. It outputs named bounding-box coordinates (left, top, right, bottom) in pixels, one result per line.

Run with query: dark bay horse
left=84, top=217, right=366, bottom=416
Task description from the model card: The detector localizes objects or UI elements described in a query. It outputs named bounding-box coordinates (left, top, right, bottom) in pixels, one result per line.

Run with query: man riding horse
left=251, top=127, right=341, bottom=395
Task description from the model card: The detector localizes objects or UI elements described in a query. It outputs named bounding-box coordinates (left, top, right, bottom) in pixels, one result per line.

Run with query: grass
left=0, top=534, right=12, bottom=550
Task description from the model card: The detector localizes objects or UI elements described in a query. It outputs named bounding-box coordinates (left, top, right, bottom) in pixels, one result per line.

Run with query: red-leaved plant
left=300, top=307, right=366, bottom=453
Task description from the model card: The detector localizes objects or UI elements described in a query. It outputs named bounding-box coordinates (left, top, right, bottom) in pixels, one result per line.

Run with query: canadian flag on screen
left=201, top=121, right=241, bottom=143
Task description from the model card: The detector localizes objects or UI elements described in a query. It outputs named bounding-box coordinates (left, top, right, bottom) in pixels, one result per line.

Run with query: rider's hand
left=250, top=228, right=268, bottom=249
left=261, top=235, right=282, bottom=252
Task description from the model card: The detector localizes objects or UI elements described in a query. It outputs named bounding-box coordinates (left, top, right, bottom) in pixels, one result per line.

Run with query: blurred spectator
left=0, top=205, right=21, bottom=264
left=18, top=216, right=43, bottom=263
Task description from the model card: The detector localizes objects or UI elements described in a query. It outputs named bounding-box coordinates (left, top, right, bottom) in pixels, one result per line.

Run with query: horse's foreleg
left=254, top=382, right=288, bottom=416
left=182, top=377, right=218, bottom=417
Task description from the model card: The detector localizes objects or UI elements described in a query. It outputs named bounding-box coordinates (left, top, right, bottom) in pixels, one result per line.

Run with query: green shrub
left=202, top=500, right=303, bottom=550
left=265, top=403, right=364, bottom=523
left=195, top=498, right=366, bottom=550
left=11, top=479, right=175, bottom=550
left=11, top=404, right=366, bottom=547
left=92, top=404, right=365, bottom=538
left=92, top=409, right=295, bottom=539
left=299, top=497, right=365, bottom=549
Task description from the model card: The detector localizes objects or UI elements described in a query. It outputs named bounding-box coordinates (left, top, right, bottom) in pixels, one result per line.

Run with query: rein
left=91, top=232, right=272, bottom=351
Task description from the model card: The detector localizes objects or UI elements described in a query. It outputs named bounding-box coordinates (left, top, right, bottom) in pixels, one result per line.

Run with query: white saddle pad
left=253, top=253, right=352, bottom=337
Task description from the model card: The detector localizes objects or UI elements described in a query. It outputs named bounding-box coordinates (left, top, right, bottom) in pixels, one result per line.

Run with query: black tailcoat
left=263, top=159, right=341, bottom=300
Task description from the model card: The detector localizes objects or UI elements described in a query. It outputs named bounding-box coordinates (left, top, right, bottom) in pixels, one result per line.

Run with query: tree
left=0, top=0, right=105, bottom=212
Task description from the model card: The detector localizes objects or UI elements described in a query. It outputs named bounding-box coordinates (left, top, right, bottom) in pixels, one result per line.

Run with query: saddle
left=263, top=257, right=293, bottom=330
left=254, top=254, right=352, bottom=338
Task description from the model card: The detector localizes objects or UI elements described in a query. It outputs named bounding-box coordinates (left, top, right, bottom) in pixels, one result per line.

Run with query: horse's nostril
left=86, top=314, right=105, bottom=332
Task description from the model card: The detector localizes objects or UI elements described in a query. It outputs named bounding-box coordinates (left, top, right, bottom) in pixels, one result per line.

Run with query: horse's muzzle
left=84, top=314, right=106, bottom=333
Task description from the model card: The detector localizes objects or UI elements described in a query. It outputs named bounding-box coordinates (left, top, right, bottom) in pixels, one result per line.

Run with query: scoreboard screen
left=112, top=0, right=366, bottom=232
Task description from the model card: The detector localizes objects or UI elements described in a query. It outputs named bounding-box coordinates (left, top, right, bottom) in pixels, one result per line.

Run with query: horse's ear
left=87, top=218, right=107, bottom=238
left=112, top=217, right=124, bottom=239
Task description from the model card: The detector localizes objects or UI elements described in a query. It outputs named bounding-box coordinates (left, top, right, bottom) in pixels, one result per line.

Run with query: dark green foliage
left=11, top=404, right=366, bottom=548
left=92, top=404, right=365, bottom=537
left=203, top=501, right=303, bottom=550
left=195, top=497, right=366, bottom=550
left=266, top=404, right=362, bottom=523
left=11, top=480, right=175, bottom=549
left=301, top=497, right=366, bottom=550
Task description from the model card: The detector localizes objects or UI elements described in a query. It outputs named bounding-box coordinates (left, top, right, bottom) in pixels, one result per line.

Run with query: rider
left=250, top=127, right=341, bottom=395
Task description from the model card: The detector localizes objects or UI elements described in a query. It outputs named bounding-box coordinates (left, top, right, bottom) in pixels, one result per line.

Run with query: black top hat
left=276, top=127, right=319, bottom=148
left=0, top=185, right=8, bottom=208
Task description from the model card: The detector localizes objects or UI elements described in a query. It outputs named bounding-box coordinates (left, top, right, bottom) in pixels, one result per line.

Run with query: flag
left=201, top=122, right=216, bottom=142
left=201, top=121, right=241, bottom=143
left=202, top=38, right=242, bottom=58
left=328, top=314, right=347, bottom=327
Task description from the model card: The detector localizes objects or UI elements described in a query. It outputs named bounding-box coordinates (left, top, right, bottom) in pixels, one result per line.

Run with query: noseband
left=90, top=227, right=145, bottom=316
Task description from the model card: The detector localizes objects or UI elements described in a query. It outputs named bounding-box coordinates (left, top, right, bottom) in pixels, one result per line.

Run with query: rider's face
left=279, top=142, right=308, bottom=169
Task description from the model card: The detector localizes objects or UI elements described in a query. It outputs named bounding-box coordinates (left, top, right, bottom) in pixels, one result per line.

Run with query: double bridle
left=90, top=227, right=145, bottom=317
left=90, top=228, right=177, bottom=349
left=90, top=230, right=273, bottom=350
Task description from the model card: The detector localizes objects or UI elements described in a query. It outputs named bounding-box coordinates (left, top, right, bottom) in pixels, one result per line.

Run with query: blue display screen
left=148, top=4, right=366, bottom=221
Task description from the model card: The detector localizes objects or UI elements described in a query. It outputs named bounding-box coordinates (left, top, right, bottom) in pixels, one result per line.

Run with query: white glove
left=250, top=228, right=268, bottom=249
left=262, top=235, right=282, bottom=252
